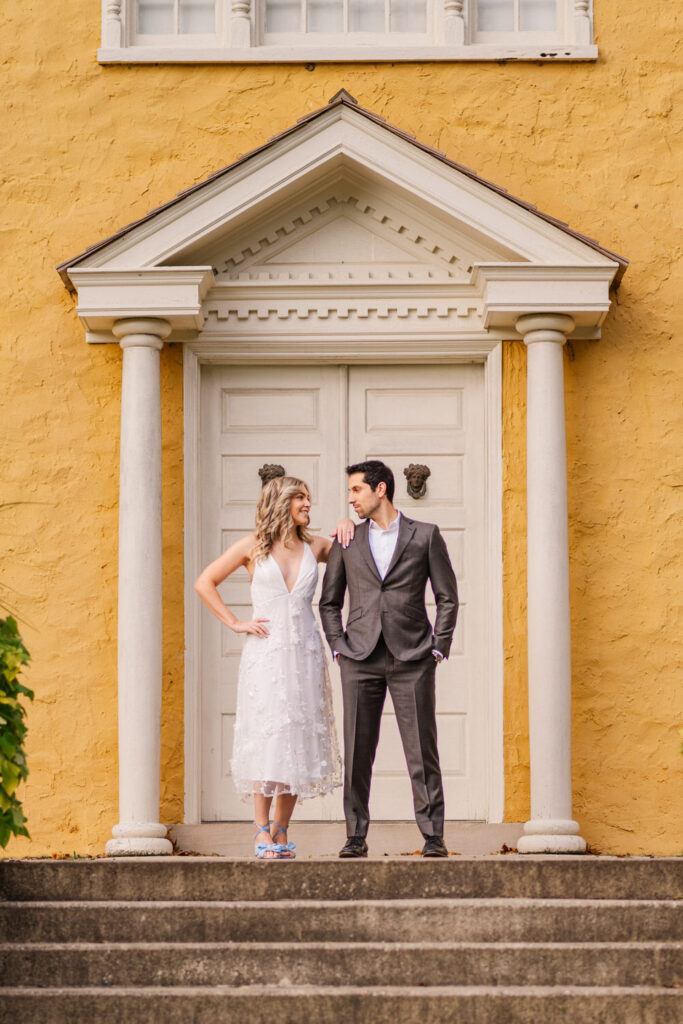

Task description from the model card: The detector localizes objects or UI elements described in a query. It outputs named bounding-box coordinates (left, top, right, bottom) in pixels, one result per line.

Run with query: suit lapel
left=357, top=521, right=382, bottom=582
left=384, top=515, right=416, bottom=579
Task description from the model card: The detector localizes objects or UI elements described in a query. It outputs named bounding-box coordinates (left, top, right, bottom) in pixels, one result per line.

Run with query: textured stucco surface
left=1, top=1, right=681, bottom=855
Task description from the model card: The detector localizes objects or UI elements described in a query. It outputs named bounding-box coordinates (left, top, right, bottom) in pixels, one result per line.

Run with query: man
left=320, top=460, right=459, bottom=858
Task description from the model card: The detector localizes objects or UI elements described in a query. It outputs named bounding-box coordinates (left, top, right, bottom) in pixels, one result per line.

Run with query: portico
left=59, top=92, right=626, bottom=856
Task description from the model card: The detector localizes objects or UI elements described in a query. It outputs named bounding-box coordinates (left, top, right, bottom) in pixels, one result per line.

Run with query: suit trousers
left=339, top=635, right=445, bottom=839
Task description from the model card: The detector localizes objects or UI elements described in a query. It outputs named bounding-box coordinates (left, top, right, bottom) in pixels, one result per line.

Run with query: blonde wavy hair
left=251, top=476, right=313, bottom=564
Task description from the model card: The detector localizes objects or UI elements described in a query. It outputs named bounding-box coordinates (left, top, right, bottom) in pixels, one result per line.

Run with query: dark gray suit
left=320, top=515, right=458, bottom=838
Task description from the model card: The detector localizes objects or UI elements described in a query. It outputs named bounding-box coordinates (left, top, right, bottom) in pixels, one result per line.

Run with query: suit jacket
left=319, top=515, right=459, bottom=662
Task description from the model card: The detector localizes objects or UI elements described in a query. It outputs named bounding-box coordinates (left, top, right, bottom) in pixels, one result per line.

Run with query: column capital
left=516, top=313, right=575, bottom=344
left=112, top=317, right=172, bottom=349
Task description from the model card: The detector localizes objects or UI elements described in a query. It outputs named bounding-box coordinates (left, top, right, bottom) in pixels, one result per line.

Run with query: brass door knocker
left=403, top=463, right=431, bottom=499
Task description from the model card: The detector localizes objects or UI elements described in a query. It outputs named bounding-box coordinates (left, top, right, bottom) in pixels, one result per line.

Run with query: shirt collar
left=369, top=511, right=401, bottom=534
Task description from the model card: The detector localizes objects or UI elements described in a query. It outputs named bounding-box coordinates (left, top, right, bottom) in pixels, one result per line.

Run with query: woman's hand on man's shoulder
left=331, top=518, right=356, bottom=549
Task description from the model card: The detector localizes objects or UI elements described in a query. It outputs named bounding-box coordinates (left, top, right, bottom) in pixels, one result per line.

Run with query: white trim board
left=98, top=44, right=598, bottom=62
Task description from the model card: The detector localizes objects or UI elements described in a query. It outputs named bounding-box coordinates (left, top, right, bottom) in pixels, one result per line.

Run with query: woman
left=194, top=476, right=351, bottom=859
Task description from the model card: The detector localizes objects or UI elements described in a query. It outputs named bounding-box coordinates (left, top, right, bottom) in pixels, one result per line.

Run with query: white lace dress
left=231, top=543, right=342, bottom=801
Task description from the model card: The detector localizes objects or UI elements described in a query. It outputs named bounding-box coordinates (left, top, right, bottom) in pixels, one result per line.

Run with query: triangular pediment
left=59, top=94, right=626, bottom=298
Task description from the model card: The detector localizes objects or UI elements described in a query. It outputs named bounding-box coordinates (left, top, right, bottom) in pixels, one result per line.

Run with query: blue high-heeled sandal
left=271, top=822, right=296, bottom=858
left=254, top=822, right=283, bottom=859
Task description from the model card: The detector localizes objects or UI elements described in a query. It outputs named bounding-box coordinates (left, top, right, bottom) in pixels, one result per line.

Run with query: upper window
left=265, top=0, right=429, bottom=38
left=475, top=0, right=560, bottom=36
left=99, top=0, right=596, bottom=61
left=137, top=0, right=217, bottom=35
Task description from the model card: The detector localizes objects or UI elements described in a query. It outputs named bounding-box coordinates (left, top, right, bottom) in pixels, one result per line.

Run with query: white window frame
left=258, top=0, right=434, bottom=49
left=474, top=0, right=567, bottom=43
left=99, top=0, right=596, bottom=62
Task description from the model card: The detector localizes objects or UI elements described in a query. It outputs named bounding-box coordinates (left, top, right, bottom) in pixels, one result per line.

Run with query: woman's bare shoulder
left=310, top=534, right=333, bottom=562
left=239, top=533, right=259, bottom=557
left=220, top=532, right=258, bottom=567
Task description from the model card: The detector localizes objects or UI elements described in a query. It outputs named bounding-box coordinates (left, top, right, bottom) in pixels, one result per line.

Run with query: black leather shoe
left=421, top=835, right=448, bottom=858
left=339, top=835, right=368, bottom=858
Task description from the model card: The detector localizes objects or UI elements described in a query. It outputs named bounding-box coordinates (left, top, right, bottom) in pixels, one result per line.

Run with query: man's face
left=348, top=473, right=383, bottom=519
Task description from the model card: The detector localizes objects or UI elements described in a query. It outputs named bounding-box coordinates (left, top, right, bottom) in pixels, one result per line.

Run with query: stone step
left=2, top=985, right=681, bottom=1024
left=2, top=941, right=680, bottom=989
left=2, top=856, right=681, bottom=902
left=3, top=898, right=680, bottom=944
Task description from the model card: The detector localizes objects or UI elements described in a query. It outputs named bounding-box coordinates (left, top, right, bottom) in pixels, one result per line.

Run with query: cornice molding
left=204, top=278, right=480, bottom=326
left=72, top=264, right=617, bottom=342
left=476, top=263, right=619, bottom=328
left=68, top=268, right=215, bottom=338
left=203, top=300, right=481, bottom=325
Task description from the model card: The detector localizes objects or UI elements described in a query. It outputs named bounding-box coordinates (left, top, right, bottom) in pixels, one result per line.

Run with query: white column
left=106, top=318, right=173, bottom=856
left=516, top=314, right=586, bottom=854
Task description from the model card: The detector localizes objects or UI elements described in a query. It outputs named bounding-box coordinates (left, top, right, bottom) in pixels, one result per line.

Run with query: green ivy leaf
left=10, top=804, right=27, bottom=828
left=0, top=733, right=16, bottom=759
left=1, top=762, right=21, bottom=796
left=0, top=616, right=31, bottom=848
left=0, top=818, right=11, bottom=848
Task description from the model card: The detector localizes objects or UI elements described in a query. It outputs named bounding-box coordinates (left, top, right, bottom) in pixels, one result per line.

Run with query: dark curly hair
left=346, top=460, right=395, bottom=503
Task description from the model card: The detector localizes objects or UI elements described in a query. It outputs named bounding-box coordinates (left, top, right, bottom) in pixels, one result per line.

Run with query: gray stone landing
left=168, top=820, right=525, bottom=858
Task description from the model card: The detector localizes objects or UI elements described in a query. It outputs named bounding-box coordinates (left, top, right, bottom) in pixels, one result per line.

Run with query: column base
left=106, top=823, right=173, bottom=857
left=517, top=818, right=587, bottom=854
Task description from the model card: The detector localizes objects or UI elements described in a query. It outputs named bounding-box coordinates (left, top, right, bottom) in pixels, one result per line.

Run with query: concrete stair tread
left=6, top=896, right=680, bottom=908
left=6, top=984, right=682, bottom=994
left=5, top=897, right=680, bottom=943
left=3, top=856, right=681, bottom=902
left=4, top=938, right=680, bottom=989
left=4, top=939, right=680, bottom=950
left=6, top=988, right=681, bottom=1024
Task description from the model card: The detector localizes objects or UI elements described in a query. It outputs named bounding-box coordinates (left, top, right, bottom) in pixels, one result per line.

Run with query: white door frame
left=183, top=332, right=504, bottom=824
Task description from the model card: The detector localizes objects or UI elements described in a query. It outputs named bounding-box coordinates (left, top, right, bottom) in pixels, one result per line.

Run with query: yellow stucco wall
left=2, top=0, right=681, bottom=856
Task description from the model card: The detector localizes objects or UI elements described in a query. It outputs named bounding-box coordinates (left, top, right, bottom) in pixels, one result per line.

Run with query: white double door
left=199, top=363, right=488, bottom=821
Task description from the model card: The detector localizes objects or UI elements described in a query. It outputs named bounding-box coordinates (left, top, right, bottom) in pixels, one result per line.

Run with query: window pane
left=266, top=0, right=300, bottom=31
left=390, top=0, right=426, bottom=31
left=308, top=0, right=343, bottom=32
left=349, top=0, right=384, bottom=32
left=477, top=0, right=514, bottom=31
left=138, top=0, right=174, bottom=33
left=519, top=0, right=556, bottom=30
left=179, top=0, right=215, bottom=32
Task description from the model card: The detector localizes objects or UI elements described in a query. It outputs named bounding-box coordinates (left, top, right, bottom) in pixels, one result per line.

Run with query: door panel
left=348, top=365, right=487, bottom=820
left=200, top=365, right=345, bottom=821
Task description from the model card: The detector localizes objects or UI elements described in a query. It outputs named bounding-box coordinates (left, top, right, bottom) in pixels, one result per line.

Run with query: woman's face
left=290, top=490, right=311, bottom=528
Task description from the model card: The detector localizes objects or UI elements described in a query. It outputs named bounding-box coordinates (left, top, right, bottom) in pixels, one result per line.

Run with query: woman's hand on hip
left=231, top=618, right=270, bottom=637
